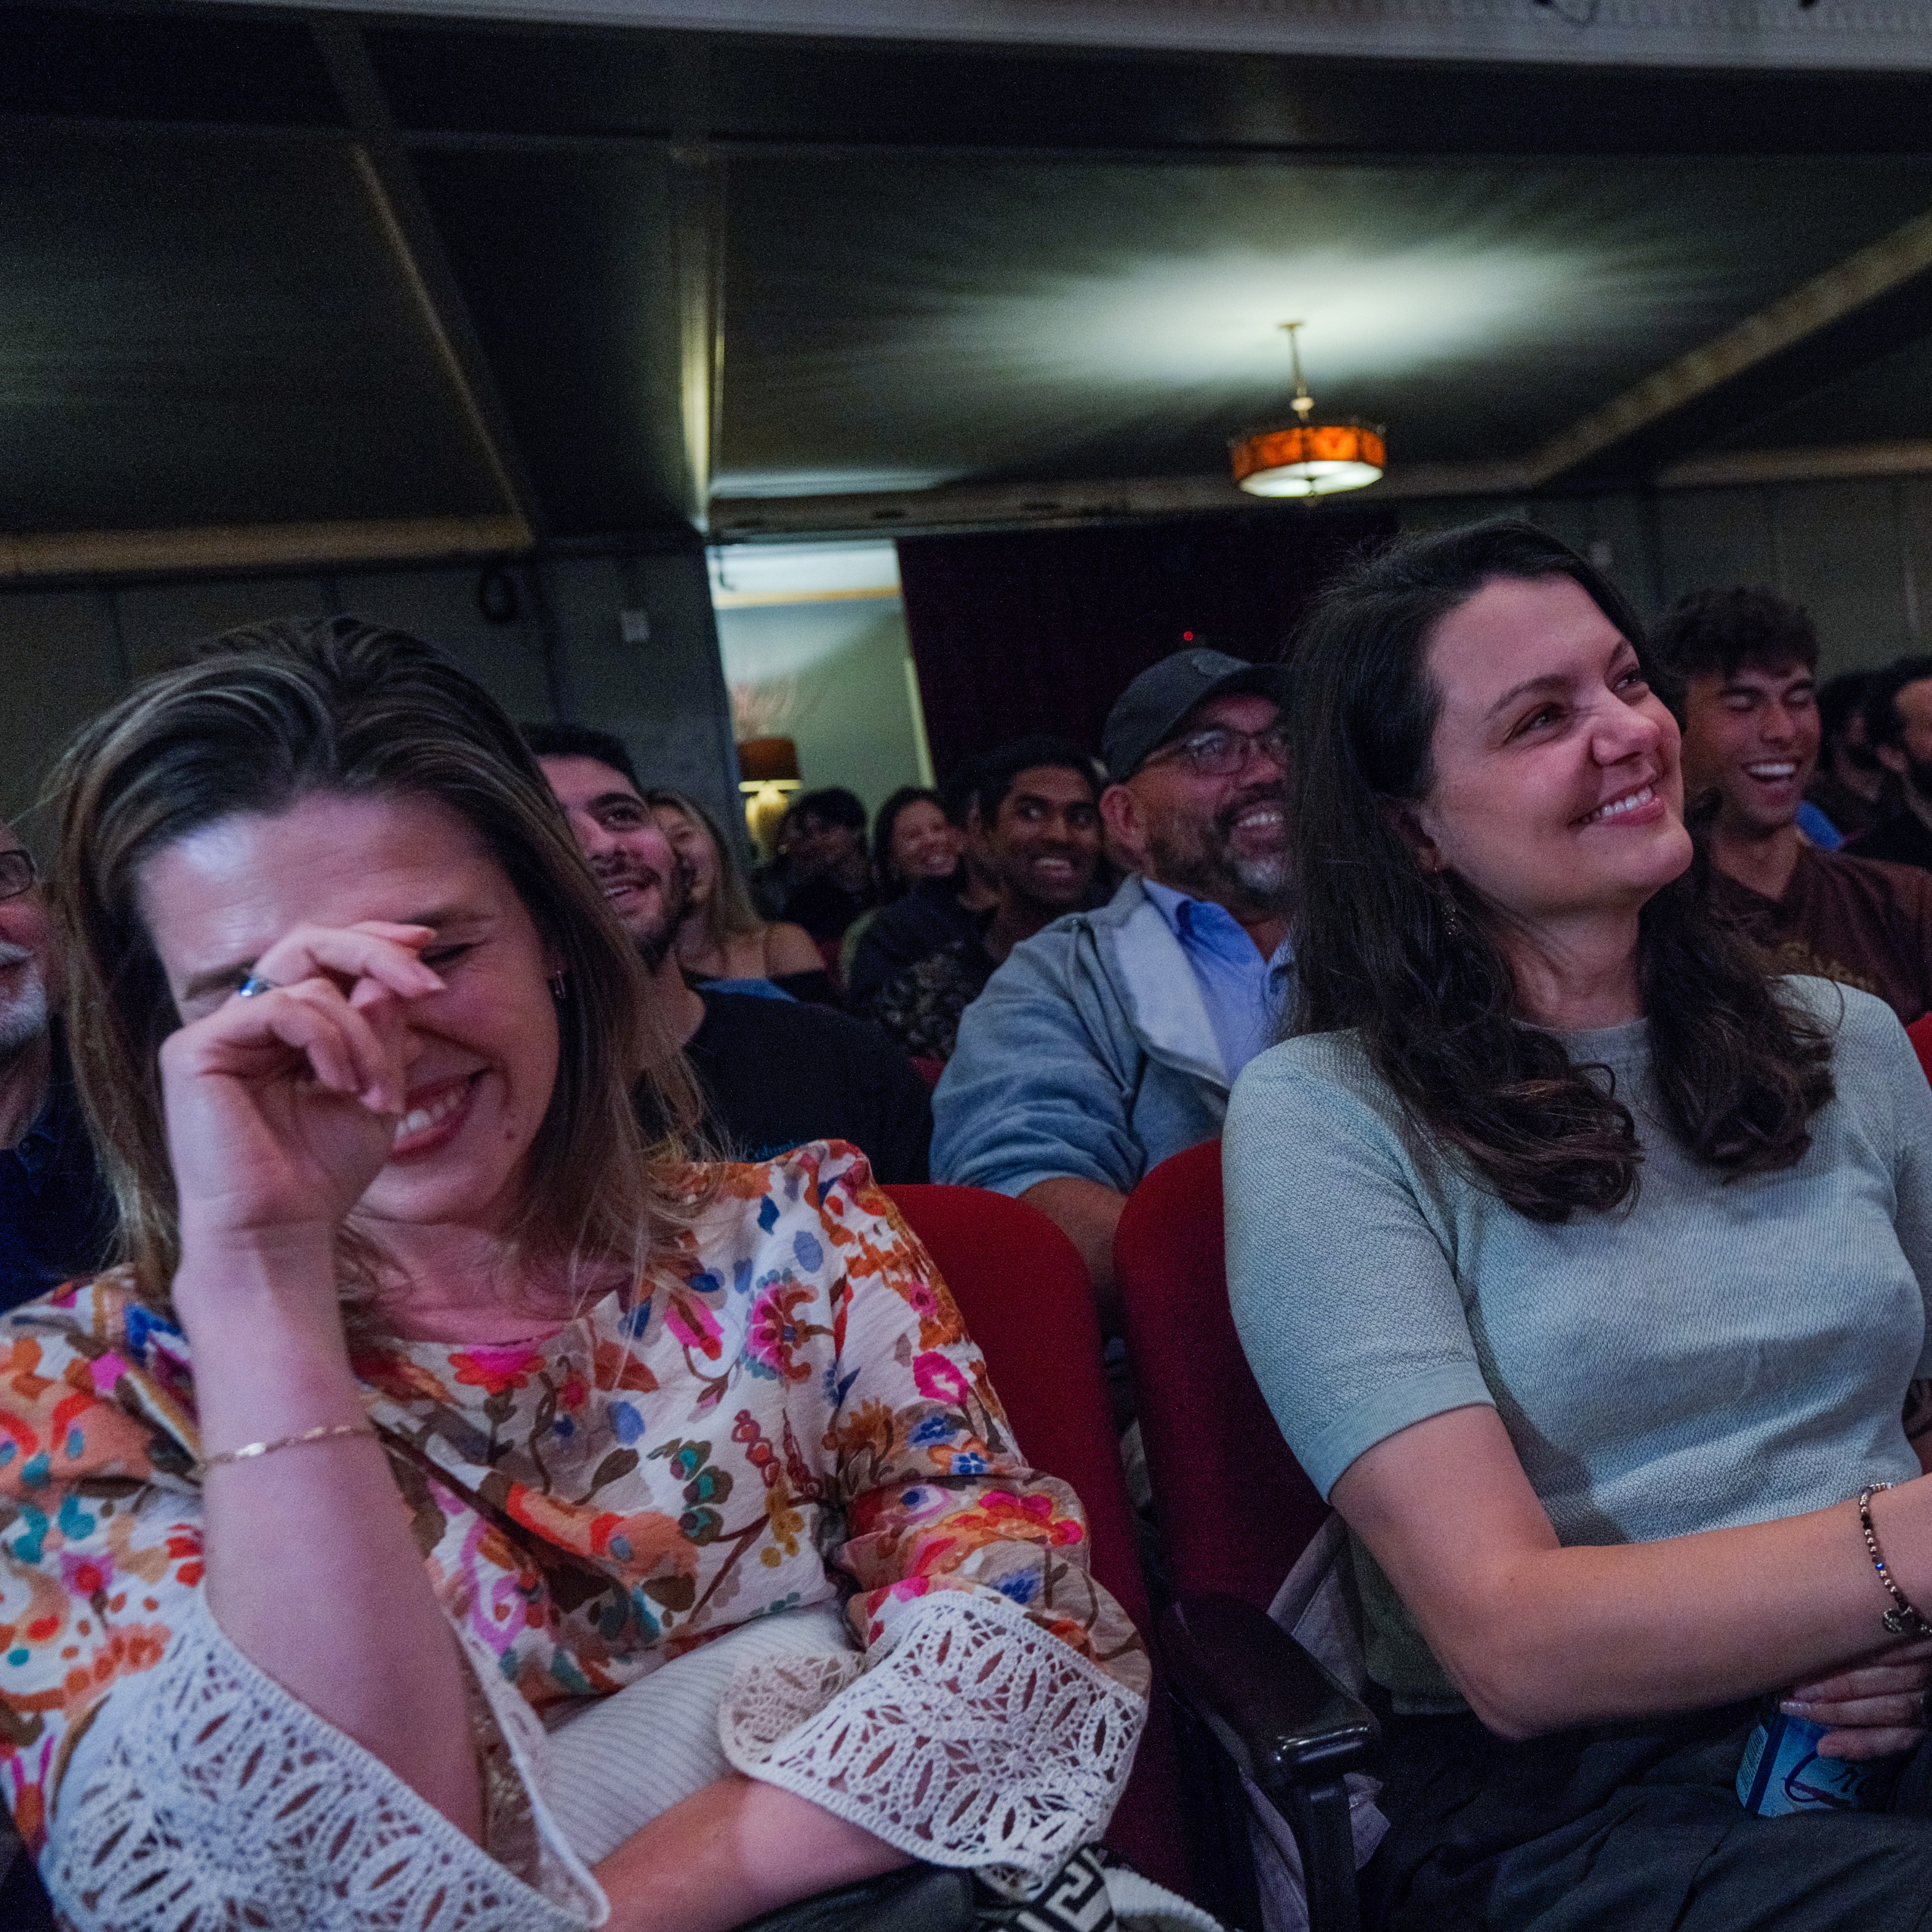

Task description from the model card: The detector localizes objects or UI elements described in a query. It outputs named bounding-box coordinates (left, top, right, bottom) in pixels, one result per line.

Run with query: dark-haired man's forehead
left=536, top=753, right=645, bottom=812
left=1004, top=764, right=1098, bottom=806
left=1712, top=657, right=1814, bottom=692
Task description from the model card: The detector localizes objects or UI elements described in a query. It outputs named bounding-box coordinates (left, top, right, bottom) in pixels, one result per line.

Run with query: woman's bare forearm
left=184, top=1234, right=482, bottom=1838
left=1337, top=1405, right=1932, bottom=1741
left=595, top=1775, right=912, bottom=1932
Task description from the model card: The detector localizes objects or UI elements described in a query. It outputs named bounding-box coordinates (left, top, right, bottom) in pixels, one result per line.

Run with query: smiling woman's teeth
left=1585, top=785, right=1655, bottom=825
left=395, top=1083, right=468, bottom=1140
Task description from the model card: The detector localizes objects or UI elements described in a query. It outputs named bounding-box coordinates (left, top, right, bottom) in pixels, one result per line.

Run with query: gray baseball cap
left=1101, top=648, right=1292, bottom=783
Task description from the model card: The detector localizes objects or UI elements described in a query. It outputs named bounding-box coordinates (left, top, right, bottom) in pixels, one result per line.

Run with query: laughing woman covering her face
left=1227, top=523, right=1932, bottom=1930
left=0, top=620, right=1145, bottom=1932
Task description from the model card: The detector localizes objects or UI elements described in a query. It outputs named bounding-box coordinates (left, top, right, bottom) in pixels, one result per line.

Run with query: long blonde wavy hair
left=48, top=616, right=703, bottom=1310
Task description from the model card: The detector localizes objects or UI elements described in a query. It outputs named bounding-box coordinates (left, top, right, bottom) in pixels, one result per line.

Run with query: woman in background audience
left=841, top=786, right=972, bottom=986
left=648, top=786, right=834, bottom=1003
left=1228, top=520, right=1932, bottom=1929
left=3, top=619, right=1148, bottom=1930
left=872, top=786, right=964, bottom=903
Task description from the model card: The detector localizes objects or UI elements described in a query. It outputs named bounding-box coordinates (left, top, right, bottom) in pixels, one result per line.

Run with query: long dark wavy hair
left=1290, top=519, right=1833, bottom=1223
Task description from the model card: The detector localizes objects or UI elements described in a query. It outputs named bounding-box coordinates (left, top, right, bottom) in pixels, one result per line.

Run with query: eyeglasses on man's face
left=1145, top=722, right=1292, bottom=780
left=0, top=849, right=37, bottom=904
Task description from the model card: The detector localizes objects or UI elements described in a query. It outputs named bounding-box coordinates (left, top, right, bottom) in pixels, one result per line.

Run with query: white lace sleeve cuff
left=43, top=1596, right=607, bottom=1932
left=717, top=1590, right=1145, bottom=1880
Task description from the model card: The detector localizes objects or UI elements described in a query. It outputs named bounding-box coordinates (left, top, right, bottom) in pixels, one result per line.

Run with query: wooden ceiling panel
left=715, top=155, right=1932, bottom=496
left=411, top=147, right=692, bottom=534
left=0, top=4, right=341, bottom=126
left=0, top=123, right=508, bottom=532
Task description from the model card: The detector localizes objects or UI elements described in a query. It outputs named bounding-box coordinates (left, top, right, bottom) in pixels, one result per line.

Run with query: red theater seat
left=1113, top=1140, right=1327, bottom=1608
left=883, top=1183, right=1187, bottom=1897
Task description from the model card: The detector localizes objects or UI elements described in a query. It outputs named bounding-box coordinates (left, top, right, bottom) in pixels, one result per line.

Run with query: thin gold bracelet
left=197, top=1420, right=377, bottom=1475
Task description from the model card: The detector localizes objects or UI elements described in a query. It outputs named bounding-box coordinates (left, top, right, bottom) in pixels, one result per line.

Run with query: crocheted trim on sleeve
left=42, top=1598, right=606, bottom=1932
left=718, top=1590, right=1145, bottom=1881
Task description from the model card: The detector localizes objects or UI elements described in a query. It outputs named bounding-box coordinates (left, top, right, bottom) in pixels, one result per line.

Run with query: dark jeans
left=1366, top=1698, right=1932, bottom=1932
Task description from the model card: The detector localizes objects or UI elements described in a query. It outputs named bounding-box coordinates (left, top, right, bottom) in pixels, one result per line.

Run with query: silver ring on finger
left=235, top=976, right=280, bottom=999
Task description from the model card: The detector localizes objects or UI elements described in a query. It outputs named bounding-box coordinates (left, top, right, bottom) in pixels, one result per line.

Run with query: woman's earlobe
left=1382, top=798, right=1444, bottom=872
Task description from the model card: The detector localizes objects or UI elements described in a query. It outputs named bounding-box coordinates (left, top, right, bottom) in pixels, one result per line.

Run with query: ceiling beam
left=1528, top=206, right=1932, bottom=489
left=707, top=463, right=1526, bottom=540
left=310, top=18, right=547, bottom=543
left=708, top=440, right=1932, bottom=541
left=670, top=141, right=727, bottom=528
left=0, top=515, right=532, bottom=583
left=249, top=0, right=1932, bottom=73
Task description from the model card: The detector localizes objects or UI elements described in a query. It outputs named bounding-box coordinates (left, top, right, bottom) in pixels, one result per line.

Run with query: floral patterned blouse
left=0, top=1142, right=1147, bottom=1928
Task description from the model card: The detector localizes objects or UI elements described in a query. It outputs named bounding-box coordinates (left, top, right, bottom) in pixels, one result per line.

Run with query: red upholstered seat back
left=1113, top=1139, right=1329, bottom=1612
left=882, top=1183, right=1184, bottom=1894
left=1909, top=1013, right=1932, bottom=1087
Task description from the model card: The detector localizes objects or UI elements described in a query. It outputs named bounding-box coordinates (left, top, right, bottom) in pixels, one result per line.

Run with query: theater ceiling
left=3, top=1, right=1931, bottom=571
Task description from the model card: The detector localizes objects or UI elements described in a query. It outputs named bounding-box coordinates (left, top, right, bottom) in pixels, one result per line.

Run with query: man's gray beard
left=1226, top=847, right=1294, bottom=904
left=1145, top=822, right=1294, bottom=919
left=0, top=946, right=48, bottom=1058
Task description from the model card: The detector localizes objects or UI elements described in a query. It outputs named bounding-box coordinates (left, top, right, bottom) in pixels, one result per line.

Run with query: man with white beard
left=933, top=650, right=1293, bottom=1321
left=0, top=821, right=110, bottom=1311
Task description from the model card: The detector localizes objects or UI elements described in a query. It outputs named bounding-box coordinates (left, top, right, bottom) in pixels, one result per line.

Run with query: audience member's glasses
left=0, top=850, right=38, bottom=903
left=1147, top=723, right=1291, bottom=778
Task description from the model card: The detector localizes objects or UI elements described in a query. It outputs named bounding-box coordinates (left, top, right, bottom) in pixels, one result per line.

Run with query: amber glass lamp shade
left=737, top=737, right=802, bottom=858
left=1231, top=423, right=1386, bottom=499
left=737, top=737, right=802, bottom=784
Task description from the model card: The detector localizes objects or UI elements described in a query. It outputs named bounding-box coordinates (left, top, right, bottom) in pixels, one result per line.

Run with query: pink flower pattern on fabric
left=0, top=1143, right=1147, bottom=1863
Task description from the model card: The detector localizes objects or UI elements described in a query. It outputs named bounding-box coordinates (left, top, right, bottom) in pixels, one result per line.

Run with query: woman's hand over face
left=162, top=921, right=444, bottom=1251
left=1786, top=1636, right=1932, bottom=1759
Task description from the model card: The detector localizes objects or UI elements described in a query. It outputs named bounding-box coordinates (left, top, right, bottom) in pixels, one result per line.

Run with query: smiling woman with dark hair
left=1227, top=521, right=1932, bottom=1930
left=0, top=619, right=1147, bottom=1932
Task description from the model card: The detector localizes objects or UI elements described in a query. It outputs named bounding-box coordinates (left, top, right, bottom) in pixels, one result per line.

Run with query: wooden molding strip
left=1656, top=441, right=1932, bottom=490
left=0, top=515, right=534, bottom=582
left=1527, top=207, right=1932, bottom=486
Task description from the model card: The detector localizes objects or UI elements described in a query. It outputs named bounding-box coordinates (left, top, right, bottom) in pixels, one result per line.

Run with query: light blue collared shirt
left=1141, top=879, right=1294, bottom=1083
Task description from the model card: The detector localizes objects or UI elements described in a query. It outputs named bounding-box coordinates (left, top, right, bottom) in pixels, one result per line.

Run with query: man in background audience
left=1659, top=588, right=1932, bottom=1025
left=1849, top=655, right=1932, bottom=876
left=1808, top=671, right=1886, bottom=842
left=527, top=728, right=932, bottom=1181
left=854, top=737, right=1104, bottom=1062
left=779, top=787, right=874, bottom=944
left=933, top=650, right=1292, bottom=1319
left=0, top=822, right=110, bottom=1311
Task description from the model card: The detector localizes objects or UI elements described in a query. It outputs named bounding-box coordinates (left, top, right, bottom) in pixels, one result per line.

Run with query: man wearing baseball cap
left=932, top=648, right=1294, bottom=1320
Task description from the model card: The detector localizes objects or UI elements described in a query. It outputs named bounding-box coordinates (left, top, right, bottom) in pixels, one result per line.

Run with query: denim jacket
left=932, top=873, right=1270, bottom=1197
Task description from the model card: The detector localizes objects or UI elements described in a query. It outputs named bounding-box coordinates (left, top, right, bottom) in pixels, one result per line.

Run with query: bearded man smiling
left=933, top=649, right=1294, bottom=1321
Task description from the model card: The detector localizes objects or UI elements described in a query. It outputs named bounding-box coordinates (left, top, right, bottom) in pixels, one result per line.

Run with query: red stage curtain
left=895, top=508, right=1395, bottom=778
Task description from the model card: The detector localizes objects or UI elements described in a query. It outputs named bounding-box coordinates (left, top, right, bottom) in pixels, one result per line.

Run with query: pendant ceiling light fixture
left=1231, top=321, right=1386, bottom=499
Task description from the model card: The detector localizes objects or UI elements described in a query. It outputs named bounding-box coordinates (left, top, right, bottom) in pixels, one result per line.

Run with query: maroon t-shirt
left=1711, top=844, right=1932, bottom=1025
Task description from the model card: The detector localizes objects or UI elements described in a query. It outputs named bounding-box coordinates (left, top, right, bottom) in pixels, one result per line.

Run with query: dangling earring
left=1437, top=880, right=1463, bottom=939
left=549, top=970, right=568, bottom=1003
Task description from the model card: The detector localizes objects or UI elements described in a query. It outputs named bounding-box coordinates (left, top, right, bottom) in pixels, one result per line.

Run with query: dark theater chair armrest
left=1163, top=1593, right=1381, bottom=1932
left=1163, top=1593, right=1380, bottom=1795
